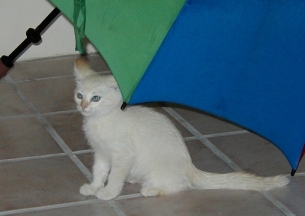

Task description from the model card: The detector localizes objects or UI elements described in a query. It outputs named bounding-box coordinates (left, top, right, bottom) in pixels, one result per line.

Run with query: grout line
left=5, top=75, right=93, bottom=181
left=0, top=153, right=66, bottom=164
left=13, top=74, right=75, bottom=83
left=202, top=130, right=249, bottom=138
left=162, top=107, right=296, bottom=216
left=183, top=130, right=249, bottom=142
left=114, top=193, right=143, bottom=200
left=0, top=193, right=141, bottom=216
left=13, top=71, right=111, bottom=83
left=163, top=107, right=243, bottom=172
left=0, top=149, right=94, bottom=164
left=199, top=138, right=243, bottom=171
left=74, top=149, right=94, bottom=155
left=108, top=201, right=127, bottom=216
left=261, top=191, right=296, bottom=216
left=0, top=114, right=36, bottom=120
left=3, top=75, right=127, bottom=216
left=35, top=113, right=93, bottom=180
left=184, top=136, right=197, bottom=142
left=0, top=200, right=102, bottom=216
left=295, top=172, right=305, bottom=177
left=0, top=109, right=78, bottom=120
left=41, top=109, right=79, bottom=116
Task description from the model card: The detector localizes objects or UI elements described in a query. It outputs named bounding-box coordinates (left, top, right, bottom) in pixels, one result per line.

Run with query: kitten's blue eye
left=91, top=95, right=101, bottom=102
left=77, top=93, right=83, bottom=99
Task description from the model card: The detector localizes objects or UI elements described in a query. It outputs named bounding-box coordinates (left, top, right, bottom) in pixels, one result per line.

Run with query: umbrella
left=49, top=0, right=305, bottom=174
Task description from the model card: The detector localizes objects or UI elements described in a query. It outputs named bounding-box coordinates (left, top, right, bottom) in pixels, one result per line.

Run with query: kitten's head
left=73, top=58, right=122, bottom=116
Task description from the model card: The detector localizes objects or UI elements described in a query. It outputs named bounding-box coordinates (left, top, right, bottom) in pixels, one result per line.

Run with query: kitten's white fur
left=74, top=58, right=289, bottom=200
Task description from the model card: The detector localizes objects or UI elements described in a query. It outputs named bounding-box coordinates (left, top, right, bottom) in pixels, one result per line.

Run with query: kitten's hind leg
left=80, top=154, right=110, bottom=196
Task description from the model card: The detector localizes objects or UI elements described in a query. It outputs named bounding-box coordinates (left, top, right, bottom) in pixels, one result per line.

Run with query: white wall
left=0, top=0, right=96, bottom=61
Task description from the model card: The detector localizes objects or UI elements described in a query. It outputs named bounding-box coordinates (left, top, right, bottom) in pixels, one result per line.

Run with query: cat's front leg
left=80, top=154, right=110, bottom=196
left=95, top=154, right=133, bottom=200
left=79, top=183, right=98, bottom=196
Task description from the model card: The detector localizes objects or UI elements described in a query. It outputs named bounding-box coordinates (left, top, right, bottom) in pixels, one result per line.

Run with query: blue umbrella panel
left=129, top=0, right=305, bottom=173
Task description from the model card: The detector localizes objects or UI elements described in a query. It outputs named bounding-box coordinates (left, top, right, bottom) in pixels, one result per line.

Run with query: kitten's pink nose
left=81, top=101, right=89, bottom=110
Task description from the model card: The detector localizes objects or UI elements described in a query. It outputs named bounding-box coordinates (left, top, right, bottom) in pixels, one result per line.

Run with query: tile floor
left=0, top=54, right=304, bottom=216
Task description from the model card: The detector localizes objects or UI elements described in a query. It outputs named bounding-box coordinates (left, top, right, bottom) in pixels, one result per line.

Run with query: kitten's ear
left=74, top=58, right=95, bottom=81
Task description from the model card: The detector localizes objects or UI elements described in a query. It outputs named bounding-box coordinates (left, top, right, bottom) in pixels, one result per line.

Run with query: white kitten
left=74, top=58, right=289, bottom=200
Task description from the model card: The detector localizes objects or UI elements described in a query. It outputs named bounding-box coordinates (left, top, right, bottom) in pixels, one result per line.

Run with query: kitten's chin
left=77, top=106, right=93, bottom=117
left=79, top=108, right=98, bottom=117
left=80, top=111, right=93, bottom=117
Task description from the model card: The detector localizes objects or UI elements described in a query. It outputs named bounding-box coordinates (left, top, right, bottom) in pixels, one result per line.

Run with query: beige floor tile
left=155, top=106, right=193, bottom=138
left=0, top=78, right=7, bottom=84
left=0, top=117, right=62, bottom=159
left=45, top=112, right=89, bottom=151
left=116, top=190, right=284, bottom=216
left=187, top=140, right=233, bottom=173
left=270, top=176, right=305, bottom=216
left=0, top=84, right=32, bottom=117
left=14, top=202, right=118, bottom=216
left=0, top=157, right=90, bottom=211
left=173, top=106, right=243, bottom=135
left=208, top=133, right=292, bottom=176
left=18, top=77, right=76, bottom=113
left=9, top=54, right=109, bottom=81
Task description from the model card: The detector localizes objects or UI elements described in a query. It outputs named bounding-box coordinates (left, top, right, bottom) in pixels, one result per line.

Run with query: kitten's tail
left=190, top=167, right=290, bottom=191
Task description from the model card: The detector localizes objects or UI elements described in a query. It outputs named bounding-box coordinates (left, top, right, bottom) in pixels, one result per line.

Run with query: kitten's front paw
left=80, top=183, right=99, bottom=196
left=140, top=187, right=163, bottom=197
left=95, top=187, right=120, bottom=200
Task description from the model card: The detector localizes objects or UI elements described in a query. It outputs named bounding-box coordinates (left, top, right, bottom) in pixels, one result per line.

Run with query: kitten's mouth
left=77, top=106, right=93, bottom=116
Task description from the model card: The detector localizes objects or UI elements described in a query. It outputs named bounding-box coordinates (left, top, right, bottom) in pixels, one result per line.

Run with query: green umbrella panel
left=49, top=0, right=186, bottom=102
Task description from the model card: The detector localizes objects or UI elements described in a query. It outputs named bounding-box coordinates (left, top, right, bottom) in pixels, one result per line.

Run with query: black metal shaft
left=0, top=7, right=60, bottom=79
